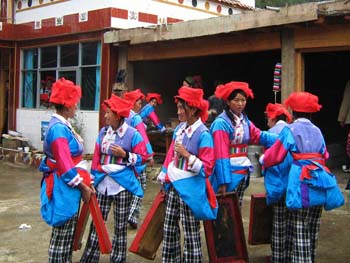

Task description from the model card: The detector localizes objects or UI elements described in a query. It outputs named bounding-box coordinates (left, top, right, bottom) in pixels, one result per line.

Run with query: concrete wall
left=16, top=109, right=99, bottom=154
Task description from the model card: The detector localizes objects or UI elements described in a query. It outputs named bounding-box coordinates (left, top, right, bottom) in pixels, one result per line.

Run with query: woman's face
left=104, top=107, right=119, bottom=129
left=149, top=98, right=158, bottom=107
left=227, top=93, right=247, bottom=115
left=267, top=117, right=276, bottom=129
left=66, top=104, right=78, bottom=119
left=133, top=99, right=142, bottom=113
left=177, top=101, right=188, bottom=122
left=183, top=80, right=190, bottom=87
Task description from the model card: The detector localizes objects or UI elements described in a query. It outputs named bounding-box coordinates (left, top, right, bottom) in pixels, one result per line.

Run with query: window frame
left=20, top=41, right=101, bottom=111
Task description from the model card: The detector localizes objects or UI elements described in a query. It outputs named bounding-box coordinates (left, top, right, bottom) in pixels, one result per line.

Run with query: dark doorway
left=134, top=50, right=281, bottom=131
left=304, top=51, right=350, bottom=144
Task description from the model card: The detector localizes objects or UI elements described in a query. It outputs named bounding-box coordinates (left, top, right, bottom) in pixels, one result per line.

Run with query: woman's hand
left=110, top=144, right=126, bottom=158
left=218, top=184, right=227, bottom=196
left=174, top=143, right=190, bottom=159
left=148, top=158, right=155, bottom=167
left=77, top=183, right=95, bottom=204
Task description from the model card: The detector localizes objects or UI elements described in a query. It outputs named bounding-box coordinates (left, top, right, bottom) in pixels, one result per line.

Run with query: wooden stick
left=73, top=194, right=112, bottom=254
left=73, top=202, right=90, bottom=251
left=89, top=195, right=112, bottom=254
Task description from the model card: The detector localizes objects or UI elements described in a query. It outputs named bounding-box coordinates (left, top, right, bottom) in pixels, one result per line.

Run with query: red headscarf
left=103, top=94, right=132, bottom=118
left=284, top=92, right=322, bottom=113
left=215, top=81, right=254, bottom=101
left=123, top=89, right=145, bottom=106
left=265, top=103, right=292, bottom=123
left=49, top=78, right=81, bottom=107
left=174, top=86, right=209, bottom=122
left=146, top=93, right=163, bottom=104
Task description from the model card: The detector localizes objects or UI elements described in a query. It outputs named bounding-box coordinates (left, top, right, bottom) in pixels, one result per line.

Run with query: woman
left=263, top=103, right=293, bottom=205
left=139, top=92, right=166, bottom=133
left=157, top=86, right=217, bottom=263
left=39, top=78, right=94, bottom=262
left=80, top=94, right=147, bottom=263
left=123, top=89, right=154, bottom=229
left=263, top=103, right=292, bottom=263
left=260, top=92, right=344, bottom=263
left=210, top=81, right=275, bottom=206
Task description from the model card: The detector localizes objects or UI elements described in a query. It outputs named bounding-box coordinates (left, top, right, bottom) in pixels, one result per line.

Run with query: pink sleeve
left=199, top=146, right=215, bottom=177
left=264, top=140, right=288, bottom=168
left=91, top=142, right=102, bottom=170
left=163, top=139, right=175, bottom=169
left=51, top=138, right=75, bottom=175
left=135, top=122, right=150, bottom=145
left=213, top=129, right=230, bottom=159
left=132, top=137, right=148, bottom=164
left=148, top=111, right=161, bottom=127
left=248, top=121, right=261, bottom=144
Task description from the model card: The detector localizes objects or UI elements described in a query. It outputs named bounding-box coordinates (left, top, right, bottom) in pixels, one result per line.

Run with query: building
left=1, top=1, right=350, bottom=158
left=104, top=0, right=350, bottom=161
left=0, top=0, right=254, bottom=153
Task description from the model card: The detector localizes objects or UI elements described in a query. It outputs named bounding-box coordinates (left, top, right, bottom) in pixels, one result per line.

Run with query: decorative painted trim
left=34, top=20, right=42, bottom=29
left=16, top=0, right=70, bottom=13
left=79, top=12, right=88, bottom=22
left=0, top=22, right=2, bottom=31
left=55, top=16, right=64, bottom=26
left=153, top=0, right=225, bottom=15
left=128, top=10, right=138, bottom=21
left=1, top=8, right=182, bottom=41
left=139, top=12, right=158, bottom=24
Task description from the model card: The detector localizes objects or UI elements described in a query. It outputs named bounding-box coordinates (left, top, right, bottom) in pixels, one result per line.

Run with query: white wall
left=15, top=0, right=254, bottom=27
left=16, top=109, right=99, bottom=154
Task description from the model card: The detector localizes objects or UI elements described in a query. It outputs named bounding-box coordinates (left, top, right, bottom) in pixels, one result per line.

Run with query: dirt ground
left=0, top=160, right=349, bottom=263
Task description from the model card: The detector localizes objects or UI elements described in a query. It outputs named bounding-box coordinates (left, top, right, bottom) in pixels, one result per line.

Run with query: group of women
left=40, top=77, right=344, bottom=263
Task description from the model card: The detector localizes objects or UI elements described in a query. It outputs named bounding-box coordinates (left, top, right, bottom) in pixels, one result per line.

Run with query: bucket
left=248, top=145, right=263, bottom=178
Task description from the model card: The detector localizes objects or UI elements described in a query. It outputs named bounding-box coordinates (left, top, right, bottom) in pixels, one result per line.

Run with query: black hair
left=227, top=89, right=247, bottom=101
left=293, top=111, right=312, bottom=120
left=52, top=103, right=65, bottom=112
left=177, top=98, right=200, bottom=118
left=275, top=114, right=289, bottom=122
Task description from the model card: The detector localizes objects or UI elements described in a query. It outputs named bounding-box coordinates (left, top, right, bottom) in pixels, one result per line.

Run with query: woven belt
left=230, top=144, right=248, bottom=157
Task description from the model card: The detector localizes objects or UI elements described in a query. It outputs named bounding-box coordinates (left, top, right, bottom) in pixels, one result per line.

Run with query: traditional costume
left=260, top=92, right=344, bottom=262
left=210, top=81, right=276, bottom=205
left=157, top=86, right=217, bottom=263
left=39, top=78, right=92, bottom=262
left=123, top=89, right=154, bottom=228
left=80, top=95, right=147, bottom=262
left=139, top=93, right=166, bottom=132
left=263, top=103, right=292, bottom=263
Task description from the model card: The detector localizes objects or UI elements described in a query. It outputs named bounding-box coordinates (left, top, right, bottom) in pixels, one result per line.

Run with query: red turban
left=123, top=89, right=145, bottom=106
left=284, top=92, right=322, bottom=113
left=146, top=93, right=163, bottom=104
left=265, top=103, right=292, bottom=123
left=49, top=78, right=81, bottom=107
left=215, top=81, right=254, bottom=101
left=174, top=86, right=209, bottom=122
left=103, top=94, right=132, bottom=118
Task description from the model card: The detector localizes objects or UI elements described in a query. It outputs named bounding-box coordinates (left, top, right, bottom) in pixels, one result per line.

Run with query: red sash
left=45, top=156, right=90, bottom=199
left=292, top=152, right=329, bottom=180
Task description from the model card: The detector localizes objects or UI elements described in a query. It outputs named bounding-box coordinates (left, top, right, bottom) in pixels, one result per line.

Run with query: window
left=21, top=41, right=101, bottom=111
